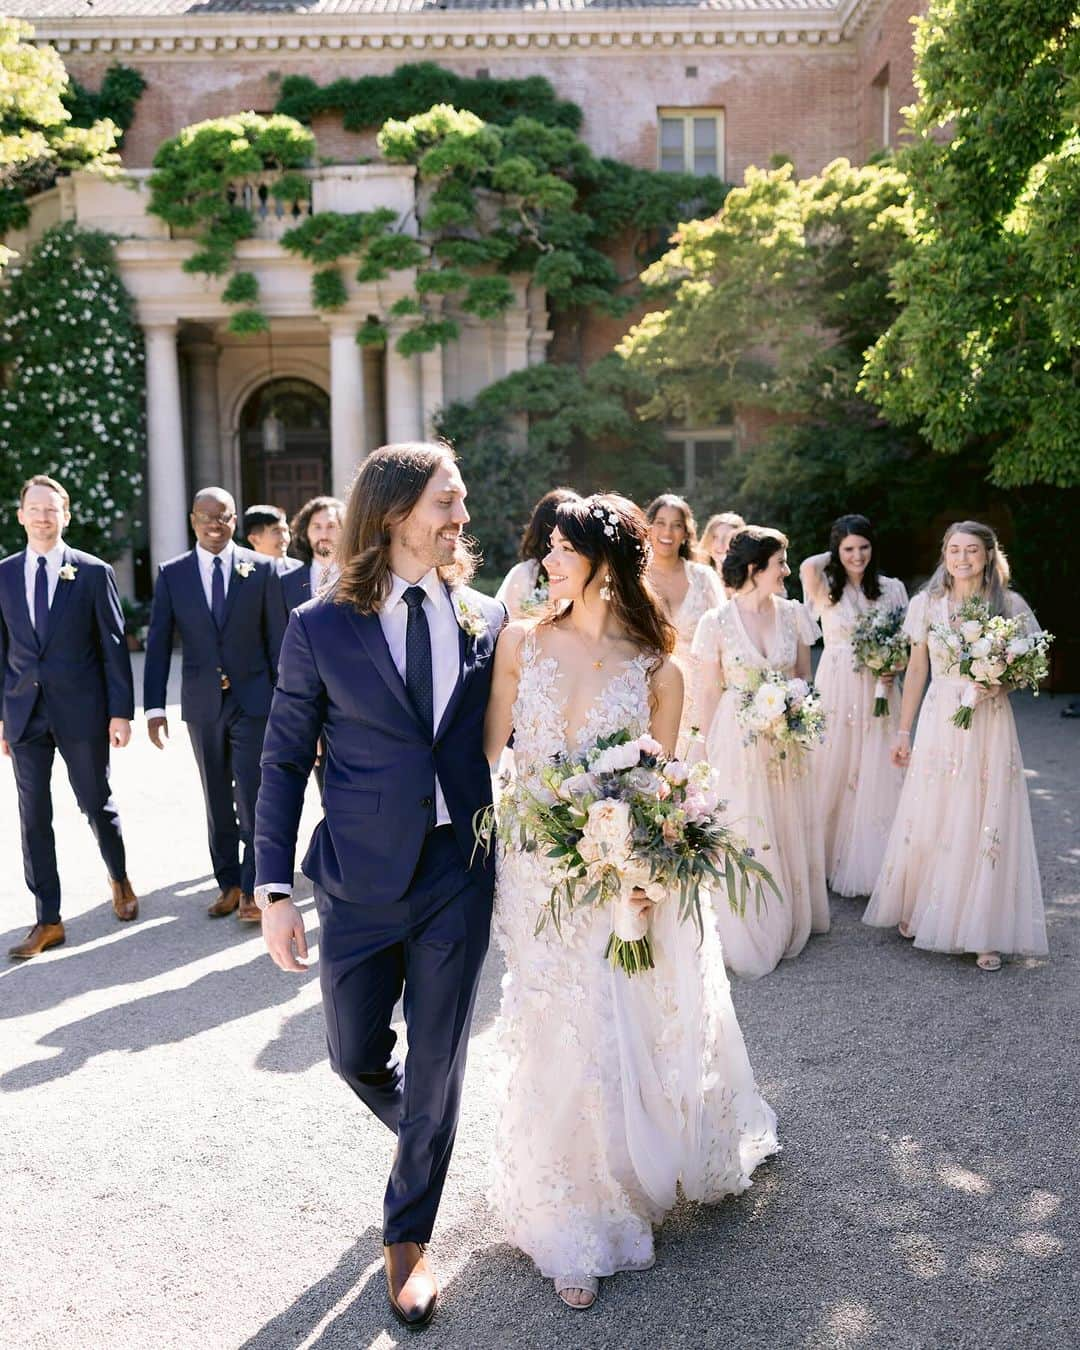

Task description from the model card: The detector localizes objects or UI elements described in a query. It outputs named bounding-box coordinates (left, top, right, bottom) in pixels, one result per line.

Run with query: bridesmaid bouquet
left=735, top=669, right=826, bottom=759
left=517, top=575, right=550, bottom=616
left=476, top=729, right=779, bottom=977
left=849, top=605, right=910, bottom=716
left=933, top=597, right=1053, bottom=729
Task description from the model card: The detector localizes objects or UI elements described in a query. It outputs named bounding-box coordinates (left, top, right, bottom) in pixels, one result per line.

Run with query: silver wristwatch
left=255, top=891, right=291, bottom=913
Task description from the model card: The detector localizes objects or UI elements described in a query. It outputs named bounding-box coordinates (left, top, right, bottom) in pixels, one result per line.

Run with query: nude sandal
left=554, top=1275, right=599, bottom=1310
left=976, top=952, right=1002, bottom=972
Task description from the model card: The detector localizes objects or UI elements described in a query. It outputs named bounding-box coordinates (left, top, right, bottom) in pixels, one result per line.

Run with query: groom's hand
left=262, top=900, right=310, bottom=972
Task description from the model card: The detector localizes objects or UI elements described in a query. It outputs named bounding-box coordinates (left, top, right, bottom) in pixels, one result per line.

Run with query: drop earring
left=599, top=573, right=612, bottom=602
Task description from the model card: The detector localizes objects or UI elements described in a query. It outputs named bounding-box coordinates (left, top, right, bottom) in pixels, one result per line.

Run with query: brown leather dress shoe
left=384, top=1242, right=438, bottom=1328
left=237, top=893, right=261, bottom=923
left=110, top=877, right=139, bottom=922
left=9, top=922, right=66, bottom=959
left=207, top=886, right=241, bottom=918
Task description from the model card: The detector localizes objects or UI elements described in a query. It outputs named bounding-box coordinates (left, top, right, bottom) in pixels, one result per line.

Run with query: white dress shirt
left=379, top=569, right=460, bottom=827
left=310, top=560, right=339, bottom=597
left=145, top=542, right=236, bottom=722
left=256, top=569, right=461, bottom=902
left=23, top=541, right=66, bottom=619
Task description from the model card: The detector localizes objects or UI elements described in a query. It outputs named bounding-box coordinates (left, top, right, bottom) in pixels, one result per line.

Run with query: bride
left=483, top=494, right=778, bottom=1311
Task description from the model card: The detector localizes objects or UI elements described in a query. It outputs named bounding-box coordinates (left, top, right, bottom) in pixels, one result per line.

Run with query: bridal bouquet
left=933, top=597, right=1053, bottom=729
left=735, top=669, right=826, bottom=759
left=849, top=605, right=909, bottom=716
left=476, top=729, right=779, bottom=977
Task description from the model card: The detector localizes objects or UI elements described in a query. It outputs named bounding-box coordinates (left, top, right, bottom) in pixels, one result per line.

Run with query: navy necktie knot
left=402, top=585, right=426, bottom=611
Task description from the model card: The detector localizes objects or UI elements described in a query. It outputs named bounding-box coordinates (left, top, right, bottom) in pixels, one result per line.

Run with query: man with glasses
left=0, top=475, right=138, bottom=958
left=143, top=487, right=286, bottom=922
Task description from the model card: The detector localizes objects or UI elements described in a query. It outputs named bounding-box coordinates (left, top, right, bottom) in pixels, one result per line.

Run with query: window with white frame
left=658, top=108, right=725, bottom=178
left=663, top=427, right=736, bottom=494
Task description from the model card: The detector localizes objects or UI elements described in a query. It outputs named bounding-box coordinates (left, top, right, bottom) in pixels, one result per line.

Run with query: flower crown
left=588, top=500, right=652, bottom=576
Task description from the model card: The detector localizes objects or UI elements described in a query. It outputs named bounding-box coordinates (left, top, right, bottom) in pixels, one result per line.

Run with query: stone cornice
left=32, top=9, right=871, bottom=58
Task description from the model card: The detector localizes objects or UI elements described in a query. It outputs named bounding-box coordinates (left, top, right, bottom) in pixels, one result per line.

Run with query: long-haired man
left=254, top=442, right=505, bottom=1328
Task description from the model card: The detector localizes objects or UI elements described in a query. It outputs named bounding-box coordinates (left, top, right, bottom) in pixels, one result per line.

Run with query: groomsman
left=243, top=504, right=301, bottom=577
left=143, top=488, right=286, bottom=922
left=0, top=475, right=138, bottom=959
left=282, top=495, right=344, bottom=611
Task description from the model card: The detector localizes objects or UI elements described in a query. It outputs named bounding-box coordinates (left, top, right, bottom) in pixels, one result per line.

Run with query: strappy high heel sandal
left=554, top=1275, right=599, bottom=1310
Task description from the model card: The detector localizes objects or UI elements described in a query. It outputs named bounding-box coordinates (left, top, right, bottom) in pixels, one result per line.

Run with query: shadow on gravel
left=0, top=939, right=320, bottom=1092
left=0, top=873, right=316, bottom=1021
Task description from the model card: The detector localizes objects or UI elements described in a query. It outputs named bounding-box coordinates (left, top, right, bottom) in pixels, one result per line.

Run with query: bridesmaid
left=645, top=494, right=724, bottom=754
left=496, top=487, right=579, bottom=619
left=701, top=512, right=746, bottom=585
left=800, top=515, right=908, bottom=897
left=864, top=521, right=1047, bottom=971
left=693, top=527, right=830, bottom=978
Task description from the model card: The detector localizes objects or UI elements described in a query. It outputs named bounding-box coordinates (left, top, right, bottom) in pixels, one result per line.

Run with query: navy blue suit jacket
left=280, top=563, right=312, bottom=613
left=142, top=546, right=286, bottom=724
left=255, top=585, right=505, bottom=906
left=0, top=546, right=134, bottom=745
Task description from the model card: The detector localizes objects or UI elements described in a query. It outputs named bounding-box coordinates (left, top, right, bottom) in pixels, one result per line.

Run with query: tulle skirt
left=489, top=841, right=778, bottom=1282
left=705, top=690, right=830, bottom=979
left=813, top=643, right=904, bottom=897
left=864, top=679, right=1047, bottom=955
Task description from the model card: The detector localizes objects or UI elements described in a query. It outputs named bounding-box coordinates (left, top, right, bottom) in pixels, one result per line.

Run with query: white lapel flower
left=452, top=591, right=487, bottom=640
left=235, top=561, right=256, bottom=579
left=58, top=563, right=78, bottom=581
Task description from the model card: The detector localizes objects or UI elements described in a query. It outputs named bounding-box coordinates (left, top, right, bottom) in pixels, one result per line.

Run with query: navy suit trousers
left=315, top=826, right=492, bottom=1244
left=186, top=693, right=266, bottom=895
left=10, top=699, right=126, bottom=924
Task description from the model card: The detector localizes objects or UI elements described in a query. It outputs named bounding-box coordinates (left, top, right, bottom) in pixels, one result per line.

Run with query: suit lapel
left=221, top=550, right=247, bottom=629
left=42, top=547, right=76, bottom=650
left=346, top=606, right=424, bottom=731
left=4, top=553, right=35, bottom=643
left=435, top=613, right=471, bottom=740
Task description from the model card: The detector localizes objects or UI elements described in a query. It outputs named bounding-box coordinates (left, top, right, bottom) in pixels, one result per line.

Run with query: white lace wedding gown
left=489, top=630, right=778, bottom=1285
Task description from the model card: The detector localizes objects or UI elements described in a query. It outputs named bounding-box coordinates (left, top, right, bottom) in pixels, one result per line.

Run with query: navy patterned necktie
left=211, top=555, right=226, bottom=629
left=402, top=585, right=434, bottom=737
left=33, top=555, right=49, bottom=642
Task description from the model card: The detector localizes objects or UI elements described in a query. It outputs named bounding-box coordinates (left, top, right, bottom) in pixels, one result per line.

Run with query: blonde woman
left=701, top=511, right=746, bottom=580
left=864, top=521, right=1047, bottom=971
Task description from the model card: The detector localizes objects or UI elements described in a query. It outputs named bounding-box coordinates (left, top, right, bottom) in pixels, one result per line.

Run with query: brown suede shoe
left=237, top=893, right=261, bottom=923
left=110, top=877, right=139, bottom=922
left=384, top=1243, right=438, bottom=1328
left=207, top=886, right=241, bottom=918
left=9, top=922, right=66, bottom=960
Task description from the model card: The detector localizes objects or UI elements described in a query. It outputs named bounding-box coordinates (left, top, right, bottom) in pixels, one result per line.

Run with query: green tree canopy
left=860, top=0, right=1080, bottom=488
left=0, top=19, right=131, bottom=258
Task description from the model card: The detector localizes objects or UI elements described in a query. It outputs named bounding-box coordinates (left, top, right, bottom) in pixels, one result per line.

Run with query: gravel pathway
left=1, top=674, right=1076, bottom=1349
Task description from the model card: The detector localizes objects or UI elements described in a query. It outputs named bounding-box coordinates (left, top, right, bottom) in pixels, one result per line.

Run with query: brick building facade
left=3, top=0, right=926, bottom=576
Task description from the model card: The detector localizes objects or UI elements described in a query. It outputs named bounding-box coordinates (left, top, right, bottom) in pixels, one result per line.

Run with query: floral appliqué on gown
left=488, top=628, right=778, bottom=1285
left=863, top=591, right=1047, bottom=956
left=692, top=597, right=831, bottom=979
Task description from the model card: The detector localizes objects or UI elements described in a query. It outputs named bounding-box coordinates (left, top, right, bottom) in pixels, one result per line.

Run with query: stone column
left=385, top=326, right=424, bottom=444
left=328, top=320, right=367, bottom=496
left=186, top=340, right=222, bottom=491
left=420, top=343, right=444, bottom=440
left=143, top=321, right=189, bottom=572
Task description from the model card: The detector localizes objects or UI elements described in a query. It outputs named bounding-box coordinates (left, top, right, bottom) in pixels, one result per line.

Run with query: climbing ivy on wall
left=275, top=62, right=582, bottom=133
left=63, top=64, right=146, bottom=137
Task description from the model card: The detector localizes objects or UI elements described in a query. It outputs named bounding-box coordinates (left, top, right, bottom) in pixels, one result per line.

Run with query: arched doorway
left=239, top=378, right=331, bottom=520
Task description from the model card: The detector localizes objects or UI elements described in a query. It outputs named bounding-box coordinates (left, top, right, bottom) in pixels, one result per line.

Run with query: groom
left=255, top=442, right=504, bottom=1328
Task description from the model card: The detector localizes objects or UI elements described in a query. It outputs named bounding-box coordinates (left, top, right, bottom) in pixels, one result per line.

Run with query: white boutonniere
left=58, top=563, right=78, bottom=581
left=453, top=592, right=487, bottom=640
left=235, top=561, right=256, bottom=579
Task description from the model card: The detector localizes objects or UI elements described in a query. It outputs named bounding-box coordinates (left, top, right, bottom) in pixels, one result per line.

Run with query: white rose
left=663, top=760, right=690, bottom=786
left=581, top=798, right=633, bottom=864
left=969, top=637, right=993, bottom=659
left=1006, top=637, right=1032, bottom=658
left=969, top=657, right=993, bottom=683
left=960, top=620, right=985, bottom=643
left=592, top=742, right=640, bottom=775
left=630, top=734, right=663, bottom=758
left=561, top=771, right=599, bottom=800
